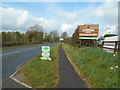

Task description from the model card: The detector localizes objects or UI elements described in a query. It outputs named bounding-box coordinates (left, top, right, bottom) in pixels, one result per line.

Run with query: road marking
left=9, top=70, right=18, bottom=78
left=2, top=47, right=35, bottom=56
left=10, top=70, right=34, bottom=89
left=11, top=77, right=32, bottom=88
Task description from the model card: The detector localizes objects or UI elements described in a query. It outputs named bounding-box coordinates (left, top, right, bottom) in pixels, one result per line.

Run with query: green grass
left=62, top=43, right=119, bottom=88
left=18, top=44, right=59, bottom=88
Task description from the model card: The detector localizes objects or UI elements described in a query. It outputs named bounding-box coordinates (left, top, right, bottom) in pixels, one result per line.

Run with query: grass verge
left=62, top=43, right=118, bottom=88
left=17, top=44, right=59, bottom=88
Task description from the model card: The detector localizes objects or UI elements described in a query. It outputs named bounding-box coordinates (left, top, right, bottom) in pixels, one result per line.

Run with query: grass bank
left=62, top=43, right=118, bottom=88
left=18, top=44, right=59, bottom=88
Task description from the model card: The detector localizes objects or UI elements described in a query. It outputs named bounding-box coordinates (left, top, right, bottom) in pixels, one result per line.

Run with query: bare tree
left=61, top=31, right=68, bottom=40
left=49, top=30, right=59, bottom=39
left=29, top=24, right=44, bottom=32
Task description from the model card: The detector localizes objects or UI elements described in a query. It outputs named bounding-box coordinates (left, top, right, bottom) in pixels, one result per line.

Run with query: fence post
left=102, top=41, right=104, bottom=48
left=79, top=39, right=81, bottom=48
left=118, top=42, right=120, bottom=51
left=114, top=42, right=117, bottom=53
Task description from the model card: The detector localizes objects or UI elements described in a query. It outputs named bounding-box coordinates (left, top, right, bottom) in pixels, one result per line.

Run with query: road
left=2, top=43, right=58, bottom=88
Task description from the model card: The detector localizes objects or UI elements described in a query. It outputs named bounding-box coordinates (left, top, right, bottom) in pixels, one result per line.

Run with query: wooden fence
left=101, top=41, right=120, bottom=53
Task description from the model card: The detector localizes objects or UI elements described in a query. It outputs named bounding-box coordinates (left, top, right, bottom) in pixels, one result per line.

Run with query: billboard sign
left=79, top=24, right=99, bottom=37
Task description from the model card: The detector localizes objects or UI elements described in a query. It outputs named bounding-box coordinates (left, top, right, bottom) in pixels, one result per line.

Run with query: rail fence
left=101, top=41, right=120, bottom=53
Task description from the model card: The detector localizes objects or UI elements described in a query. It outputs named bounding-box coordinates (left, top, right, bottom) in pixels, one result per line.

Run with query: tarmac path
left=58, top=44, right=88, bottom=88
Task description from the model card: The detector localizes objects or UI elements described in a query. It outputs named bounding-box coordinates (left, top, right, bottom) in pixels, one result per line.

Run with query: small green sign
left=41, top=46, right=52, bottom=60
left=79, top=37, right=98, bottom=40
left=43, top=47, right=49, bottom=50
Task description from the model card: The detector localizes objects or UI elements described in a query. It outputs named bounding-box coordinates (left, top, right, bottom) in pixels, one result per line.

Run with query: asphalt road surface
left=2, top=43, right=58, bottom=88
left=58, top=44, right=88, bottom=88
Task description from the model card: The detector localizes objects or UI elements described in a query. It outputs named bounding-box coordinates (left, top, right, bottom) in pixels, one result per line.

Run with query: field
left=62, top=43, right=119, bottom=88
left=17, top=44, right=60, bottom=88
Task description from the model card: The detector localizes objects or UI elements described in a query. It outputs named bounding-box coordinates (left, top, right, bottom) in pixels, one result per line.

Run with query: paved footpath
left=58, top=44, right=88, bottom=88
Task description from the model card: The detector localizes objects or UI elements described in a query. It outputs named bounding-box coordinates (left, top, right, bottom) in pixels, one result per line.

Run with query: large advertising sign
left=79, top=24, right=99, bottom=37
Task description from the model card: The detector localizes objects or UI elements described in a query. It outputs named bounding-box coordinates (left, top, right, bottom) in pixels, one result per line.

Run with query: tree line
left=1, top=30, right=44, bottom=46
left=64, top=26, right=79, bottom=46
left=1, top=24, right=81, bottom=47
left=1, top=24, right=60, bottom=47
left=1, top=24, right=70, bottom=47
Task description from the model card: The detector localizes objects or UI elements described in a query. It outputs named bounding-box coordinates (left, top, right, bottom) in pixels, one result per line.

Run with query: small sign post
left=59, top=38, right=64, bottom=43
left=40, top=46, right=52, bottom=61
left=59, top=38, right=64, bottom=41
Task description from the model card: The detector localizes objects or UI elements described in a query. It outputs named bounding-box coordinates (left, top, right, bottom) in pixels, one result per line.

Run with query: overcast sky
left=1, top=0, right=118, bottom=37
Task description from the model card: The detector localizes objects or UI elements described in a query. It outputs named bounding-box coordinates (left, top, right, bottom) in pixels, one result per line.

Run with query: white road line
left=11, top=77, right=32, bottom=88
left=10, top=69, right=33, bottom=88
left=2, top=47, right=35, bottom=56
left=9, top=70, right=18, bottom=78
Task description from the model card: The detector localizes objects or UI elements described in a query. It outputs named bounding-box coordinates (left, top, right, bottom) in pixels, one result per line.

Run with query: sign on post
left=59, top=38, right=64, bottom=41
left=59, top=38, right=64, bottom=43
left=40, top=46, right=52, bottom=61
